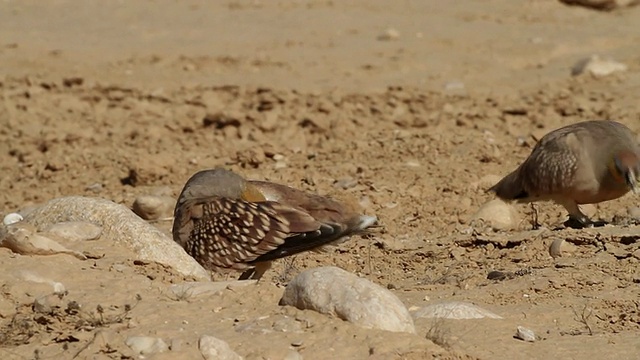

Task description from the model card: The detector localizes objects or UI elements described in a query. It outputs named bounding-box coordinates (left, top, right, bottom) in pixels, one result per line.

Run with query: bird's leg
left=237, top=261, right=272, bottom=281
left=249, top=261, right=273, bottom=281
left=559, top=200, right=594, bottom=229
left=238, top=268, right=255, bottom=281
left=529, top=203, right=541, bottom=230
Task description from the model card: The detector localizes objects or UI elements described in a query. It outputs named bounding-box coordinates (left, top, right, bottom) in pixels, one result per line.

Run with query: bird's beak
left=627, top=171, right=639, bottom=194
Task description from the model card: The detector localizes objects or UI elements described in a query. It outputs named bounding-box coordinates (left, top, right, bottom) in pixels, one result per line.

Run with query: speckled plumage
left=489, top=120, right=640, bottom=227
left=173, top=168, right=377, bottom=280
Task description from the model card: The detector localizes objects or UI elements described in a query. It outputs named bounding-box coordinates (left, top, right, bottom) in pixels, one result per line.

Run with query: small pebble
left=1, top=224, right=87, bottom=260
left=412, top=301, right=503, bottom=320
left=43, top=221, right=102, bottom=241
left=125, top=336, right=169, bottom=355
left=571, top=54, right=627, bottom=77
left=514, top=326, right=536, bottom=342
left=554, top=259, right=576, bottom=268
left=18, top=270, right=66, bottom=294
left=487, top=270, right=508, bottom=281
left=471, top=199, right=519, bottom=231
left=628, top=207, right=640, bottom=220
left=334, top=177, right=357, bottom=189
left=3, top=213, right=23, bottom=226
left=560, top=0, right=638, bottom=11
left=199, top=335, right=243, bottom=360
left=549, top=239, right=564, bottom=259
left=33, top=293, right=63, bottom=314
left=85, top=183, right=104, bottom=192
left=272, top=317, right=303, bottom=333
left=291, top=340, right=304, bottom=347
left=550, top=238, right=578, bottom=259
left=377, top=28, right=400, bottom=41
left=132, top=195, right=175, bottom=221
left=169, top=280, right=257, bottom=299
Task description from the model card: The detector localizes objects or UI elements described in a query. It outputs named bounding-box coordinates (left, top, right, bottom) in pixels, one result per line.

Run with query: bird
left=488, top=120, right=640, bottom=228
left=172, top=167, right=377, bottom=280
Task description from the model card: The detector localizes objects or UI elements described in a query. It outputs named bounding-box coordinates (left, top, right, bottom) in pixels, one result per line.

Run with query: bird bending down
left=172, top=168, right=377, bottom=280
left=488, top=120, right=640, bottom=228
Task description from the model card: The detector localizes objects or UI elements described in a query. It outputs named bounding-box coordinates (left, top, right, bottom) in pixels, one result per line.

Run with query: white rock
left=169, top=280, right=257, bottom=299
left=3, top=213, right=23, bottom=226
left=412, top=301, right=503, bottom=320
left=549, top=238, right=578, bottom=259
left=22, top=196, right=209, bottom=280
left=471, top=199, right=519, bottom=231
left=628, top=206, right=640, bottom=220
left=514, top=326, right=536, bottom=342
left=52, top=282, right=66, bottom=294
left=378, top=28, right=401, bottom=41
left=33, top=293, right=63, bottom=314
left=549, top=238, right=564, bottom=259
left=279, top=266, right=416, bottom=334
left=43, top=221, right=102, bottom=241
left=1, top=224, right=87, bottom=260
left=199, top=335, right=243, bottom=360
left=571, top=54, right=627, bottom=77
left=132, top=195, right=175, bottom=221
left=18, top=270, right=66, bottom=294
left=125, top=336, right=169, bottom=355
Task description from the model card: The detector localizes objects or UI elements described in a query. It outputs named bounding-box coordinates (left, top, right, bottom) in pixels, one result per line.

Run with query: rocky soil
left=1, top=1, right=640, bottom=359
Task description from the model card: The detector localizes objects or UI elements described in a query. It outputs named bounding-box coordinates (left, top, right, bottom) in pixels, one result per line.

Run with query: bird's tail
left=487, top=171, right=528, bottom=201
left=309, top=215, right=378, bottom=254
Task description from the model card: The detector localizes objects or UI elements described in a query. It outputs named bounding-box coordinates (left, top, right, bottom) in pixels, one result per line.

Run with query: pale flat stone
left=280, top=266, right=415, bottom=334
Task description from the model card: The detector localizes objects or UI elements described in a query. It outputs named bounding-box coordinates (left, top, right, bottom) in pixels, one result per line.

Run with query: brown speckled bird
left=172, top=168, right=377, bottom=280
left=488, top=120, right=640, bottom=228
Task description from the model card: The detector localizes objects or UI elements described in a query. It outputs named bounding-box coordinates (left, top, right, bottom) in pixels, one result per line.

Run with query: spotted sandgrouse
left=172, top=168, right=377, bottom=280
left=488, top=120, right=640, bottom=228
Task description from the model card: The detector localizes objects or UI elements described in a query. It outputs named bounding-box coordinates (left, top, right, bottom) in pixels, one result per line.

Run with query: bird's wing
left=180, top=196, right=342, bottom=269
left=246, top=200, right=352, bottom=263
left=248, top=180, right=358, bottom=224
left=518, top=131, right=585, bottom=197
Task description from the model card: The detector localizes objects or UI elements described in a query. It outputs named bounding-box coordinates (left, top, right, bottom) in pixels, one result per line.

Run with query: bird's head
left=610, top=150, right=640, bottom=194
left=177, top=168, right=248, bottom=206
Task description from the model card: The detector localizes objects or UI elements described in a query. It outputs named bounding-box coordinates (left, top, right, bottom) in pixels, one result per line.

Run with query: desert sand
left=1, top=1, right=640, bottom=359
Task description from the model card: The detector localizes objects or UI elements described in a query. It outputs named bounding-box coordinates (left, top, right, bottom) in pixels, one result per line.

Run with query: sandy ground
left=2, top=1, right=640, bottom=359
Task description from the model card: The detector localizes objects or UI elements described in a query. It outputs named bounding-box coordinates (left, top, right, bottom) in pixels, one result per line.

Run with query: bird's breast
left=571, top=187, right=630, bottom=204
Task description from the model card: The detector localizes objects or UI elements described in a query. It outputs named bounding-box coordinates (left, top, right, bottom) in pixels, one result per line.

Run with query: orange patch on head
left=611, top=150, right=640, bottom=185
left=241, top=184, right=268, bottom=202
left=608, top=160, right=625, bottom=183
left=616, top=150, right=640, bottom=168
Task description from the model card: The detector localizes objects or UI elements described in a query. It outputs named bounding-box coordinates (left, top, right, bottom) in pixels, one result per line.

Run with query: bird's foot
left=564, top=216, right=606, bottom=229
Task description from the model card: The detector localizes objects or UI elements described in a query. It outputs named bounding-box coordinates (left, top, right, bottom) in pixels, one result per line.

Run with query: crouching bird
left=172, top=168, right=377, bottom=280
left=488, top=120, right=640, bottom=228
